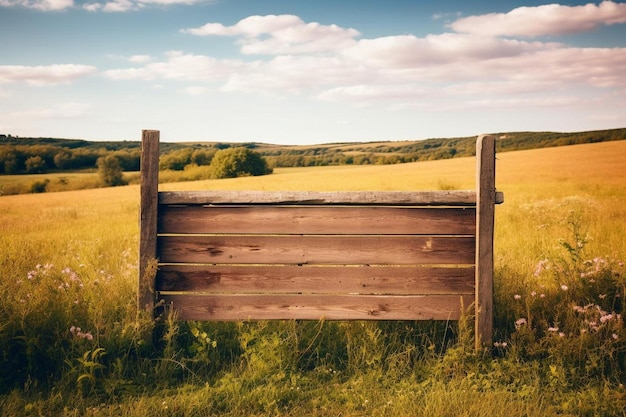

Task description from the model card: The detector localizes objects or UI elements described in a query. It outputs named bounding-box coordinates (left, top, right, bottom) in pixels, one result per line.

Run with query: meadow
left=1, top=140, right=625, bottom=416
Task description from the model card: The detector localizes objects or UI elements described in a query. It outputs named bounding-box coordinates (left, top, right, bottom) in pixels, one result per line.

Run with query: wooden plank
left=158, top=206, right=476, bottom=235
left=157, top=235, right=476, bottom=265
left=159, top=294, right=474, bottom=321
left=155, top=265, right=475, bottom=294
left=159, top=190, right=480, bottom=206
left=139, top=130, right=159, bottom=314
left=475, top=135, right=496, bottom=348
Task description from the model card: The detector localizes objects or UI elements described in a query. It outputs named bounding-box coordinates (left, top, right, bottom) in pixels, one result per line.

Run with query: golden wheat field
left=3, top=139, right=624, bottom=248
left=1, top=140, right=626, bottom=417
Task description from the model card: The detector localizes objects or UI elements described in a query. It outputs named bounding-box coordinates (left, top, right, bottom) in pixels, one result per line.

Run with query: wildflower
left=561, top=284, right=568, bottom=291
left=514, top=294, right=521, bottom=300
left=558, top=332, right=565, bottom=337
left=515, top=318, right=527, bottom=328
left=600, top=313, right=614, bottom=323
left=530, top=291, right=537, bottom=297
left=70, top=326, right=94, bottom=341
left=534, top=259, right=549, bottom=277
left=548, top=326, right=559, bottom=332
left=540, top=293, right=546, bottom=298
left=612, top=334, right=619, bottom=340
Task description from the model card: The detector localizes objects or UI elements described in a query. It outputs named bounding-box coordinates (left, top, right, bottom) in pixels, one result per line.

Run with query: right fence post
left=475, top=135, right=496, bottom=350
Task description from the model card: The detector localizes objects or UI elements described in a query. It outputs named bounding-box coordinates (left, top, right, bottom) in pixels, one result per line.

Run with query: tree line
left=1, top=127, right=624, bottom=176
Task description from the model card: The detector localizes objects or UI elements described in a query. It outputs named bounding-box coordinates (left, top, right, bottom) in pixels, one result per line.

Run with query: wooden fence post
left=475, top=134, right=496, bottom=349
left=139, top=130, right=159, bottom=315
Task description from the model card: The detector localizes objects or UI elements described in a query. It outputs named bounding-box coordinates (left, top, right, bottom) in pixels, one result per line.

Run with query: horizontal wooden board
left=159, top=190, right=481, bottom=206
left=158, top=206, right=476, bottom=235
left=159, top=293, right=474, bottom=321
left=155, top=265, right=475, bottom=294
left=157, top=235, right=476, bottom=265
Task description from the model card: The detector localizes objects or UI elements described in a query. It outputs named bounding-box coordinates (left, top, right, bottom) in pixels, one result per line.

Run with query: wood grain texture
left=159, top=190, right=480, bottom=206
left=157, top=235, right=476, bottom=265
left=158, top=206, right=476, bottom=235
left=475, top=134, right=496, bottom=348
left=155, top=264, right=475, bottom=294
left=139, top=132, right=500, bottom=349
left=139, top=130, right=159, bottom=313
left=159, top=293, right=474, bottom=321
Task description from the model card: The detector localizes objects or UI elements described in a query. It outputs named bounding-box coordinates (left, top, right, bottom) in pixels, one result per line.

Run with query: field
left=1, top=140, right=626, bottom=416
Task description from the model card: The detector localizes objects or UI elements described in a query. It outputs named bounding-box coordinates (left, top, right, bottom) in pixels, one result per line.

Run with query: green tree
left=96, top=155, right=127, bottom=187
left=210, top=147, right=273, bottom=179
left=25, top=156, right=47, bottom=173
left=159, top=148, right=193, bottom=171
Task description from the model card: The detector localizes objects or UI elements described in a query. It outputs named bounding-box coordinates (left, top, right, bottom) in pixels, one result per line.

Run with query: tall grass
left=1, top=140, right=625, bottom=416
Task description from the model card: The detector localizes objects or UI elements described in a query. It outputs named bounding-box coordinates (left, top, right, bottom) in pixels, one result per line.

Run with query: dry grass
left=1, top=140, right=625, bottom=417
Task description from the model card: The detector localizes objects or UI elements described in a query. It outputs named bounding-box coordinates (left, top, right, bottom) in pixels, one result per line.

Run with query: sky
left=1, top=0, right=625, bottom=144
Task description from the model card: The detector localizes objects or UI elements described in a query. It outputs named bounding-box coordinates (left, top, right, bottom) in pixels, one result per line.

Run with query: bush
left=96, top=155, right=127, bottom=187
left=210, top=147, right=273, bottom=179
left=25, top=156, right=47, bottom=174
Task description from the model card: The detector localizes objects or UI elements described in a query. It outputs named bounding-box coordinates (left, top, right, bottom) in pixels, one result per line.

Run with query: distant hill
left=1, top=128, right=624, bottom=174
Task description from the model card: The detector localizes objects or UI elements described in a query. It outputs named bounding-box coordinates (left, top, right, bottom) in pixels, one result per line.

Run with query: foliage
left=210, top=147, right=273, bottom=179
left=97, top=155, right=127, bottom=187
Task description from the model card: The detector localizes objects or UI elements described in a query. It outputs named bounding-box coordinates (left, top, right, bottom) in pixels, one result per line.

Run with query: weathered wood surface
left=159, top=190, right=503, bottom=206
left=157, top=235, right=476, bottom=265
left=159, top=293, right=474, bottom=321
left=139, top=131, right=501, bottom=348
left=475, top=134, right=496, bottom=348
left=156, top=265, right=476, bottom=294
left=158, top=206, right=476, bottom=235
left=139, top=130, right=159, bottom=313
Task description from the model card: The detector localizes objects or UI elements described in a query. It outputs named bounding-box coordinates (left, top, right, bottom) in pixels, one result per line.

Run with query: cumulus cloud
left=181, top=86, right=208, bottom=95
left=0, top=0, right=73, bottom=10
left=0, top=64, right=97, bottom=86
left=342, top=33, right=554, bottom=68
left=318, top=84, right=434, bottom=103
left=103, top=51, right=245, bottom=81
left=0, top=0, right=213, bottom=11
left=182, top=14, right=360, bottom=54
left=451, top=1, right=626, bottom=37
left=1, top=102, right=91, bottom=129
left=96, top=11, right=626, bottom=117
left=128, top=54, right=153, bottom=63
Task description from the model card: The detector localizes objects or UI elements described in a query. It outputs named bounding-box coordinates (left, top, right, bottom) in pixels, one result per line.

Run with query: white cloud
left=128, top=54, right=153, bottom=63
left=0, top=0, right=215, bottom=11
left=96, top=11, right=626, bottom=119
left=3, top=102, right=91, bottom=120
left=468, top=96, right=584, bottom=108
left=181, top=86, right=208, bottom=95
left=451, top=1, right=626, bottom=37
left=182, top=14, right=360, bottom=54
left=318, top=84, right=433, bottom=103
left=0, top=0, right=72, bottom=10
left=342, top=33, right=553, bottom=68
left=103, top=51, right=245, bottom=82
left=0, top=64, right=97, bottom=86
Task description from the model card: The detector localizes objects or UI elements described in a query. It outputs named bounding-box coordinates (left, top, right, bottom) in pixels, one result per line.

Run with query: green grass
left=1, top=140, right=626, bottom=416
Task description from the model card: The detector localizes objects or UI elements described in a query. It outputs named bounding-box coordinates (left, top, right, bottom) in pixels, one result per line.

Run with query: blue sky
left=1, top=1, right=625, bottom=144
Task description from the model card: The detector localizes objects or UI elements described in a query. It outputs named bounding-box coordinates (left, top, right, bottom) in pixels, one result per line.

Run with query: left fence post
left=139, top=130, right=159, bottom=315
